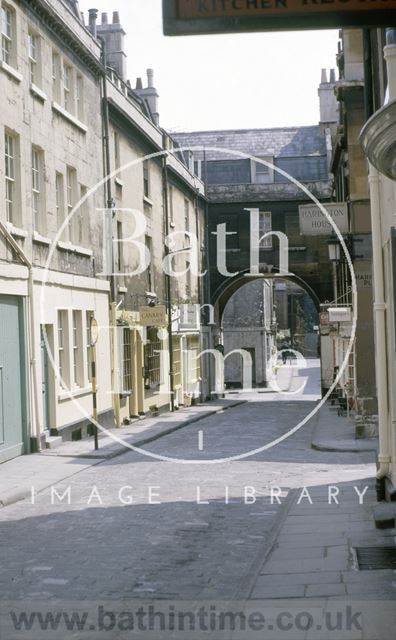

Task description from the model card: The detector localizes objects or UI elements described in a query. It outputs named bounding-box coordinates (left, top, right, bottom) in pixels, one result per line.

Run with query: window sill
left=0, top=60, right=22, bottom=83
left=5, top=222, right=28, bottom=239
left=33, top=231, right=51, bottom=246
left=143, top=196, right=153, bottom=207
left=52, top=101, right=88, bottom=134
left=58, top=385, right=92, bottom=402
left=30, top=83, right=47, bottom=102
left=57, top=240, right=93, bottom=257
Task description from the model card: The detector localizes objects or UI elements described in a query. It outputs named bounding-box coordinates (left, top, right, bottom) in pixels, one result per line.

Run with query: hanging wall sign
left=298, top=202, right=348, bottom=236
left=163, top=0, right=396, bottom=35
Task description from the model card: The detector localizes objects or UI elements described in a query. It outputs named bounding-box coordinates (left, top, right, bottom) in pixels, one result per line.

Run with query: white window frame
left=72, top=310, right=83, bottom=387
left=66, top=165, right=77, bottom=242
left=118, top=326, right=132, bottom=394
left=76, top=73, right=83, bottom=121
left=57, top=310, right=69, bottom=389
left=86, top=311, right=93, bottom=383
left=259, top=211, right=273, bottom=249
left=52, top=51, right=61, bottom=102
left=1, top=4, right=14, bottom=67
left=251, top=157, right=274, bottom=184
left=28, top=30, right=40, bottom=86
left=143, top=160, right=150, bottom=199
left=32, top=146, right=44, bottom=232
left=55, top=171, right=64, bottom=231
left=78, top=184, right=87, bottom=246
left=63, top=62, right=73, bottom=114
left=4, top=130, right=16, bottom=223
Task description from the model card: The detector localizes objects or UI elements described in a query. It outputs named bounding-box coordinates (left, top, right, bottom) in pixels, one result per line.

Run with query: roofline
left=171, top=125, right=322, bottom=135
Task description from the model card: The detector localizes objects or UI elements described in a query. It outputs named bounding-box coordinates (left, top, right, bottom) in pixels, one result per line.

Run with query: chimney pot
left=101, top=12, right=108, bottom=25
left=329, top=68, right=336, bottom=83
left=321, top=68, right=328, bottom=84
left=113, top=11, right=120, bottom=24
left=88, top=8, right=98, bottom=38
left=136, top=77, right=143, bottom=90
left=147, top=68, right=154, bottom=88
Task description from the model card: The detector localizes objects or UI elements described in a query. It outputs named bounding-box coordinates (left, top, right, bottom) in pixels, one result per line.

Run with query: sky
left=78, top=0, right=339, bottom=132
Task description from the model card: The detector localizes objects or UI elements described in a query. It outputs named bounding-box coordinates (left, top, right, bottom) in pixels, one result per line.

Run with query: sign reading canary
left=163, top=0, right=396, bottom=34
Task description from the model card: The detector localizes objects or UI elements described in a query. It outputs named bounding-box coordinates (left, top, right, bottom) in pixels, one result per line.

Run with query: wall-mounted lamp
left=327, top=235, right=342, bottom=262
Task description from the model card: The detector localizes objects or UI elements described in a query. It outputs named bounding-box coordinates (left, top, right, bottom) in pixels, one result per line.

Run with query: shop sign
left=328, top=307, right=352, bottom=323
left=163, top=0, right=396, bottom=35
left=139, top=305, right=168, bottom=327
left=298, top=203, right=348, bottom=236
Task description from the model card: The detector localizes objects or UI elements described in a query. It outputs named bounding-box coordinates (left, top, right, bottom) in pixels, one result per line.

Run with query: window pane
left=63, top=65, right=72, bottom=112
left=1, top=8, right=11, bottom=65
left=86, top=311, right=92, bottom=382
left=144, top=328, right=161, bottom=387
left=28, top=33, right=37, bottom=84
left=5, top=132, right=15, bottom=223
left=76, top=75, right=83, bottom=120
left=122, top=328, right=132, bottom=392
left=259, top=212, right=272, bottom=249
left=58, top=310, right=67, bottom=389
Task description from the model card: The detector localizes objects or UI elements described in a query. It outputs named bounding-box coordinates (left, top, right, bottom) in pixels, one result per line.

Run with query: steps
left=373, top=502, right=396, bottom=529
left=44, top=435, right=63, bottom=450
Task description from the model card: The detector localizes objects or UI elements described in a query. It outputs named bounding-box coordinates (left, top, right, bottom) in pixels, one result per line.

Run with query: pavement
left=0, top=361, right=393, bottom=640
left=311, top=402, right=378, bottom=453
left=242, top=478, right=396, bottom=640
left=0, top=398, right=245, bottom=509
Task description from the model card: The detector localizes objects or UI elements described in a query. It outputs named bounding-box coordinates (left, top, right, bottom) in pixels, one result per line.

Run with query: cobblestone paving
left=0, top=365, right=380, bottom=638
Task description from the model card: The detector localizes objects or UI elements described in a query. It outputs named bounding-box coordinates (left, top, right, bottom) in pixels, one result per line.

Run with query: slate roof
left=172, top=126, right=326, bottom=161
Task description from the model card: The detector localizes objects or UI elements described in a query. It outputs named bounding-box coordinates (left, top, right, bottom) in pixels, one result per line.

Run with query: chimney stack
left=321, top=68, right=328, bottom=84
left=88, top=8, right=98, bottom=38
left=96, top=11, right=127, bottom=80
left=147, top=68, right=154, bottom=88
left=318, top=68, right=339, bottom=141
left=134, top=69, right=160, bottom=126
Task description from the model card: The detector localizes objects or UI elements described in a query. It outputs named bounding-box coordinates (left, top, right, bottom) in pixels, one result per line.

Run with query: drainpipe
left=194, top=188, right=203, bottom=402
left=162, top=136, right=175, bottom=412
left=0, top=221, right=41, bottom=451
left=367, top=166, right=390, bottom=488
left=98, top=36, right=120, bottom=426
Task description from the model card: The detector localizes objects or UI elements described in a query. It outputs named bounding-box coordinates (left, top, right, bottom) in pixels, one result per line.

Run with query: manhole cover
left=355, top=546, right=396, bottom=570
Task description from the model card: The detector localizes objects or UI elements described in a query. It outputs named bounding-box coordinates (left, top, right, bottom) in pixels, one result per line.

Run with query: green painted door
left=0, top=295, right=26, bottom=463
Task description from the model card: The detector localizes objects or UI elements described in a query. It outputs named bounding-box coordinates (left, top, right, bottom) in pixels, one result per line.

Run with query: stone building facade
left=329, top=30, right=377, bottom=429
left=0, top=1, right=207, bottom=462
left=360, top=26, right=396, bottom=500
left=0, top=0, right=111, bottom=462
left=173, top=125, right=333, bottom=387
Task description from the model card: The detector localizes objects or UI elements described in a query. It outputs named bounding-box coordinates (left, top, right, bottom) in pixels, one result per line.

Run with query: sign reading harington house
left=163, top=0, right=396, bottom=34
left=299, top=202, right=348, bottom=236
